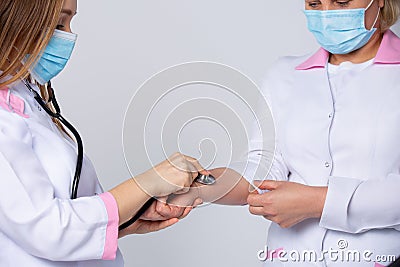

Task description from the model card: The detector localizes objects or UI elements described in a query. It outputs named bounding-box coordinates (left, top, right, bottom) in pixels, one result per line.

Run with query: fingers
left=169, top=153, right=207, bottom=187
left=253, top=180, right=280, bottom=191
left=177, top=197, right=203, bottom=219
left=148, top=218, right=179, bottom=233
left=249, top=203, right=277, bottom=217
left=184, top=155, right=206, bottom=172
left=156, top=199, right=173, bottom=216
left=193, top=197, right=203, bottom=208
left=178, top=207, right=193, bottom=220
left=119, top=217, right=180, bottom=236
left=118, top=220, right=140, bottom=238
left=136, top=218, right=179, bottom=234
left=181, top=154, right=210, bottom=182
left=156, top=194, right=202, bottom=219
left=248, top=182, right=259, bottom=193
left=247, top=192, right=276, bottom=217
left=247, top=193, right=266, bottom=207
left=249, top=206, right=266, bottom=216
left=140, top=200, right=164, bottom=221
left=174, top=187, right=190, bottom=195
left=156, top=200, right=186, bottom=218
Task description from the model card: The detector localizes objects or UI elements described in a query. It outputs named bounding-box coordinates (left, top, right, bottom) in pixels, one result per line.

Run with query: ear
left=378, top=0, right=385, bottom=9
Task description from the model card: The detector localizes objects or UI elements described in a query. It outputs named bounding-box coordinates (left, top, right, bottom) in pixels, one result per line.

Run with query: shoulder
left=265, top=53, right=315, bottom=78
left=260, top=53, right=314, bottom=94
left=258, top=53, right=316, bottom=113
left=0, top=85, right=32, bottom=141
left=0, top=106, right=32, bottom=145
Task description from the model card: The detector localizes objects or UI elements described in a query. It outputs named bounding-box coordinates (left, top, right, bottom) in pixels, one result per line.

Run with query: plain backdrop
left=54, top=1, right=400, bottom=266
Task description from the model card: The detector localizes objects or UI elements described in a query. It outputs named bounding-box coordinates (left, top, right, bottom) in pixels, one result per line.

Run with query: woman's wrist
left=309, top=186, right=328, bottom=219
left=191, top=182, right=202, bottom=200
left=133, top=172, right=159, bottom=197
left=109, top=178, right=151, bottom=225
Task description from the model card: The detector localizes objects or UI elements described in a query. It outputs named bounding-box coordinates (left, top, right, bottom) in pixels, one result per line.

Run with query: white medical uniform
left=0, top=79, right=123, bottom=266
left=231, top=30, right=400, bottom=266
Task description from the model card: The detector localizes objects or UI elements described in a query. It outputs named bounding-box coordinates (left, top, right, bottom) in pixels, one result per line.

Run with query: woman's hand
left=110, top=153, right=206, bottom=227
left=247, top=181, right=328, bottom=228
left=118, top=195, right=203, bottom=238
left=135, top=153, right=207, bottom=197
left=166, top=184, right=202, bottom=208
left=118, top=218, right=179, bottom=238
left=140, top=196, right=203, bottom=221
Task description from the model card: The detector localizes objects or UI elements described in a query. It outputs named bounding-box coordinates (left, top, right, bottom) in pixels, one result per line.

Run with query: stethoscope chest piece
left=195, top=174, right=216, bottom=185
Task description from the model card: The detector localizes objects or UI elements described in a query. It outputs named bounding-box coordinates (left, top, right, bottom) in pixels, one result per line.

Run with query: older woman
left=164, top=0, right=400, bottom=266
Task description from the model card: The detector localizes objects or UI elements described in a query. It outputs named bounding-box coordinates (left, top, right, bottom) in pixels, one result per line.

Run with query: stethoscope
left=22, top=79, right=216, bottom=230
left=23, top=79, right=83, bottom=200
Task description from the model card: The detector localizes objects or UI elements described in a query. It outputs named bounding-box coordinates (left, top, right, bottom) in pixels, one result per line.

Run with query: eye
left=335, top=0, right=351, bottom=7
left=56, top=24, right=65, bottom=30
left=307, top=1, right=322, bottom=9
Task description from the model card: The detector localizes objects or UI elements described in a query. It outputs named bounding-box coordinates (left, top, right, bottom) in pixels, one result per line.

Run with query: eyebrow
left=61, top=9, right=78, bottom=16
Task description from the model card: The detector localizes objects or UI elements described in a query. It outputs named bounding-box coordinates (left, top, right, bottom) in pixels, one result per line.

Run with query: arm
left=320, top=175, right=400, bottom=233
left=247, top=180, right=327, bottom=228
left=165, top=80, right=290, bottom=208
left=151, top=69, right=291, bottom=215
left=109, top=152, right=203, bottom=225
left=246, top=174, right=400, bottom=231
left=197, top=168, right=251, bottom=205
left=0, top=111, right=202, bottom=261
left=167, top=147, right=290, bottom=208
left=0, top=113, right=115, bottom=261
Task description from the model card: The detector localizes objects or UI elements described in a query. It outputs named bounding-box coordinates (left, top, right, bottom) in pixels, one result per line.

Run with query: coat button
left=325, top=162, right=331, bottom=168
left=328, top=113, right=333, bottom=118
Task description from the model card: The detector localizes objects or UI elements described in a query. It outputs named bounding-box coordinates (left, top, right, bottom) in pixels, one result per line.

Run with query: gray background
left=54, top=1, right=400, bottom=266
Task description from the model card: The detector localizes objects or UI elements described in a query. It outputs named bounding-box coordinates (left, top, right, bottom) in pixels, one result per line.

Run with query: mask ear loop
left=365, top=0, right=381, bottom=31
left=366, top=0, right=376, bottom=10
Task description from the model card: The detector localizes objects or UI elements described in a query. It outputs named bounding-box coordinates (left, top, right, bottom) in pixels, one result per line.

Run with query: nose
left=64, top=24, right=73, bottom=33
left=322, top=3, right=334, bottom=10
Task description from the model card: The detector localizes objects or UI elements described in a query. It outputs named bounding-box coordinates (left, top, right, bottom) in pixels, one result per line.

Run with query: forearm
left=109, top=178, right=151, bottom=226
left=321, top=175, right=400, bottom=233
left=198, top=168, right=251, bottom=205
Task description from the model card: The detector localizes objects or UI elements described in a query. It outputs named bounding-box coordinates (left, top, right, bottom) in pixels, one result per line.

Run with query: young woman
left=0, top=0, right=204, bottom=266
left=162, top=0, right=400, bottom=265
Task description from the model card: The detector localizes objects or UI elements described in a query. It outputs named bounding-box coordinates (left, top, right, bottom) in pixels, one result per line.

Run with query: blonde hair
left=381, top=0, right=400, bottom=31
left=0, top=0, right=63, bottom=87
left=0, top=0, right=71, bottom=135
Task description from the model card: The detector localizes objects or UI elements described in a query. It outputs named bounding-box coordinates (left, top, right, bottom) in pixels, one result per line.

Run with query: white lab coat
left=0, top=79, right=124, bottom=266
left=231, top=30, right=400, bottom=266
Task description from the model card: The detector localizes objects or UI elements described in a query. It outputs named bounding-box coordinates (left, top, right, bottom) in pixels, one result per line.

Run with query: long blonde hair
left=381, top=0, right=400, bottom=31
left=0, top=0, right=64, bottom=87
left=0, top=0, right=72, bottom=135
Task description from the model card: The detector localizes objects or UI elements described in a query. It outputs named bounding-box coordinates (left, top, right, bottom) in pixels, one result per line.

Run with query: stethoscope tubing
left=23, top=80, right=83, bottom=200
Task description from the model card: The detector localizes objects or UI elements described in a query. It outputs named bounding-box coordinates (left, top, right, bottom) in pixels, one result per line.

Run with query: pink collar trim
left=0, top=87, right=29, bottom=118
left=296, top=30, right=400, bottom=70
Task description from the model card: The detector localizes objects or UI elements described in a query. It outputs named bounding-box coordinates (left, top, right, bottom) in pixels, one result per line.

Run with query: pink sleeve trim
left=99, top=192, right=119, bottom=260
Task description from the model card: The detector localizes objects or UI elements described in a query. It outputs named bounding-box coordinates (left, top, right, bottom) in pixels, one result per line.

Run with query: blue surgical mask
left=304, top=0, right=380, bottom=55
left=29, top=29, right=77, bottom=85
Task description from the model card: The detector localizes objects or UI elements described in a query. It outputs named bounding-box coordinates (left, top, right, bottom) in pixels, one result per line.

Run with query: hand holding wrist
left=248, top=181, right=328, bottom=228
